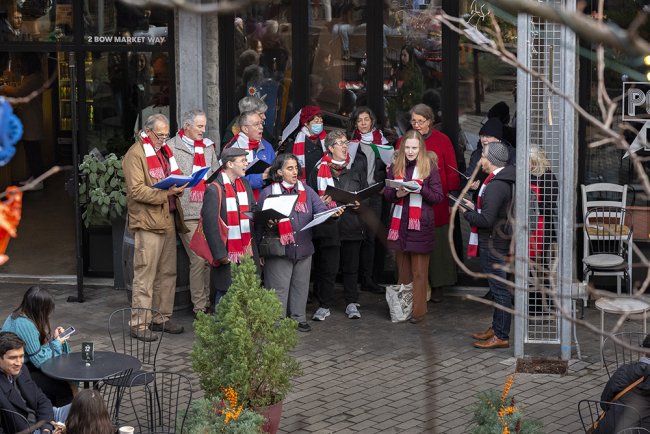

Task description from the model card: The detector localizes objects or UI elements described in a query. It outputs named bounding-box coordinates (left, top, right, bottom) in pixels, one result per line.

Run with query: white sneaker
left=312, top=307, right=331, bottom=321
left=345, top=303, right=361, bottom=319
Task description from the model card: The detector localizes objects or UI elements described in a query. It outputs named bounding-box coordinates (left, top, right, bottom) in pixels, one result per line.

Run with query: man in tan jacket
left=123, top=114, right=188, bottom=341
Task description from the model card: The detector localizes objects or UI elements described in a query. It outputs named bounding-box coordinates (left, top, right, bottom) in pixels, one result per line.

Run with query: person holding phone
left=2, top=286, right=74, bottom=406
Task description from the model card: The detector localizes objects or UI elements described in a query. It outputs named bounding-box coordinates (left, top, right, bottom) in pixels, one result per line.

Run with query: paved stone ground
left=0, top=282, right=642, bottom=433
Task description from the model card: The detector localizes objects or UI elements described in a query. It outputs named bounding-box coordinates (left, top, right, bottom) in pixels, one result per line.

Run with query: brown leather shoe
left=473, top=335, right=509, bottom=349
left=471, top=327, right=495, bottom=340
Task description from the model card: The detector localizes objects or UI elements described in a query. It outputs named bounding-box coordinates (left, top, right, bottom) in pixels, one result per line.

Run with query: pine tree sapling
left=192, top=256, right=302, bottom=408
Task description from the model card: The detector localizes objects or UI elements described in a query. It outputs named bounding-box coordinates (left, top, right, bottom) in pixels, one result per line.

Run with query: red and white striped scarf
left=141, top=131, right=181, bottom=180
left=387, top=167, right=424, bottom=241
left=178, top=129, right=211, bottom=202
left=228, top=131, right=260, bottom=164
left=292, top=126, right=326, bottom=180
left=271, top=181, right=307, bottom=245
left=221, top=172, right=252, bottom=263
left=315, top=154, right=349, bottom=209
left=467, top=171, right=495, bottom=257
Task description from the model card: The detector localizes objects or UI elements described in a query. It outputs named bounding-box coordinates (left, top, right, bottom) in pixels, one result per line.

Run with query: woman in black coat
left=308, top=129, right=367, bottom=321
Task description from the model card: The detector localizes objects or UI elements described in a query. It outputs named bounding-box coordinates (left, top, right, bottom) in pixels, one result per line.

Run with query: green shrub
left=184, top=395, right=264, bottom=434
left=78, top=152, right=126, bottom=227
left=191, top=256, right=302, bottom=408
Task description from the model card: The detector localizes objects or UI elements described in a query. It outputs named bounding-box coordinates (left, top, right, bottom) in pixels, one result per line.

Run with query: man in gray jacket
left=168, top=110, right=220, bottom=316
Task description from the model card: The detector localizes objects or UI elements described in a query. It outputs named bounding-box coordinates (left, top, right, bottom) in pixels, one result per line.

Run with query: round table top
left=595, top=297, right=650, bottom=314
left=39, top=351, right=141, bottom=383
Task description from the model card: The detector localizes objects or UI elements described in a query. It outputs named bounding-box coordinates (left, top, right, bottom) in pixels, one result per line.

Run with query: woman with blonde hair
left=384, top=130, right=444, bottom=323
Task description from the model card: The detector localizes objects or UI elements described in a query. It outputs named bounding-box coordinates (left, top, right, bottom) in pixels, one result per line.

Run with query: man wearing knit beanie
left=459, top=141, right=516, bottom=349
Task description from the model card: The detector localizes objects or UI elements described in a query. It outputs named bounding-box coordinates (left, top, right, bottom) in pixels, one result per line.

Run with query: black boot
left=361, top=279, right=384, bottom=294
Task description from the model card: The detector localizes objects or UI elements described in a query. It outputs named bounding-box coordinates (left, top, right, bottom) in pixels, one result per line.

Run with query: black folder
left=324, top=181, right=384, bottom=204
left=246, top=159, right=271, bottom=175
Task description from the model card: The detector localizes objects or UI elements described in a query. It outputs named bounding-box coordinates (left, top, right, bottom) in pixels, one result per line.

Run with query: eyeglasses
left=333, top=140, right=349, bottom=147
left=150, top=130, right=170, bottom=141
left=410, top=118, right=429, bottom=126
left=243, top=122, right=264, bottom=128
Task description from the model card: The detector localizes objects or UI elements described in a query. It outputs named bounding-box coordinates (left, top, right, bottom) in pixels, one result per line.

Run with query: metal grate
left=515, top=0, right=577, bottom=358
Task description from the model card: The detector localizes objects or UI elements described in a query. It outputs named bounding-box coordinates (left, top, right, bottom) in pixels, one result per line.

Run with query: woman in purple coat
left=384, top=130, right=444, bottom=323
left=257, top=153, right=341, bottom=332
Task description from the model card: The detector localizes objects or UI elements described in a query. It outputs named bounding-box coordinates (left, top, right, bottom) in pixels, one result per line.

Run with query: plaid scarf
left=271, top=181, right=307, bottom=245
left=467, top=171, right=495, bottom=257
left=387, top=167, right=424, bottom=241
left=141, top=131, right=181, bottom=180
left=229, top=131, right=260, bottom=163
left=221, top=172, right=252, bottom=263
left=315, top=154, right=349, bottom=209
left=178, top=129, right=211, bottom=202
left=292, top=126, right=326, bottom=180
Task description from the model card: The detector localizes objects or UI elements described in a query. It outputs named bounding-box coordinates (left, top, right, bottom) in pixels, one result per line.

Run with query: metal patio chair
left=578, top=399, right=641, bottom=433
left=602, top=332, right=647, bottom=378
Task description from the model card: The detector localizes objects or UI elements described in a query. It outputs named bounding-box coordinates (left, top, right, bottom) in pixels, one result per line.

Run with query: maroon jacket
left=384, top=160, right=444, bottom=254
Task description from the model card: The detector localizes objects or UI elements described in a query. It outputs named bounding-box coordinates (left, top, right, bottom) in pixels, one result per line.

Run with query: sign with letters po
left=622, top=82, right=650, bottom=122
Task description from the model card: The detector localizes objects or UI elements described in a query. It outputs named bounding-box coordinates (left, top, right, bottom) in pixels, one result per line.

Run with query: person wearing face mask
left=384, top=130, right=444, bottom=324
left=348, top=107, right=393, bottom=294
left=257, top=154, right=341, bottom=332
left=224, top=111, right=276, bottom=197
left=397, top=104, right=461, bottom=299
left=286, top=105, right=327, bottom=182
left=308, top=130, right=367, bottom=321
left=168, top=109, right=219, bottom=317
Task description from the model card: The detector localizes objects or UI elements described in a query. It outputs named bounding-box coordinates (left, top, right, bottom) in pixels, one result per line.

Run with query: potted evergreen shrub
left=78, top=151, right=127, bottom=285
left=192, top=256, right=302, bottom=434
left=184, top=387, right=264, bottom=433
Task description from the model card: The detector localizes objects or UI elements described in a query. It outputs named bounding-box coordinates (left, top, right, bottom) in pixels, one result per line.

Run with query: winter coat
left=463, top=165, right=516, bottom=253
left=596, top=361, right=650, bottom=432
left=397, top=129, right=459, bottom=227
left=287, top=136, right=324, bottom=181
left=201, top=176, right=258, bottom=264
left=307, top=152, right=368, bottom=245
left=123, top=139, right=188, bottom=234
left=168, top=134, right=220, bottom=220
left=0, top=366, right=54, bottom=433
left=224, top=135, right=276, bottom=192
left=257, top=183, right=329, bottom=260
left=384, top=159, right=444, bottom=254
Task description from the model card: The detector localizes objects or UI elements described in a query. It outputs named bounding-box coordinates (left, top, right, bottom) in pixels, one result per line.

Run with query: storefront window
left=84, top=1, right=169, bottom=45
left=232, top=2, right=292, bottom=142
left=308, top=0, right=366, bottom=126
left=86, top=51, right=171, bottom=155
left=0, top=0, right=73, bottom=42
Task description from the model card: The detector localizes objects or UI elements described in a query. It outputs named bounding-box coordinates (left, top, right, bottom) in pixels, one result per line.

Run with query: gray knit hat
left=485, top=141, right=510, bottom=167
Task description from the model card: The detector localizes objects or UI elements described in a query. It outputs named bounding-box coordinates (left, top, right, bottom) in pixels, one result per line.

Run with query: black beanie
left=479, top=118, right=503, bottom=140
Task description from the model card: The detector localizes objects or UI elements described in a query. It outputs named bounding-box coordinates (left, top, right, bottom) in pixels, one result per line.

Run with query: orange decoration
left=0, top=186, right=22, bottom=265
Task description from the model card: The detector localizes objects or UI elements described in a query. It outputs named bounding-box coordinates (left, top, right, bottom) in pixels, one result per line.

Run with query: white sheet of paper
left=385, top=179, right=420, bottom=192
left=262, top=195, right=298, bottom=217
left=300, top=205, right=346, bottom=231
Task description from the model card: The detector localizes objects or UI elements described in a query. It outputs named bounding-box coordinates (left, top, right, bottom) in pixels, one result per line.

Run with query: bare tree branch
left=487, top=0, right=650, bottom=57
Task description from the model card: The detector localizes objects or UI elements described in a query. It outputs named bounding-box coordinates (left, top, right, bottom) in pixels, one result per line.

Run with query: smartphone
left=59, top=326, right=75, bottom=339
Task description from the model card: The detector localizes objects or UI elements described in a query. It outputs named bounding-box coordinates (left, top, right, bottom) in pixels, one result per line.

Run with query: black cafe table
left=40, top=351, right=142, bottom=389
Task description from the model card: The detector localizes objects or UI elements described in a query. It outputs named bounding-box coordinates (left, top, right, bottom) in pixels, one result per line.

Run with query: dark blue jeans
left=479, top=244, right=512, bottom=340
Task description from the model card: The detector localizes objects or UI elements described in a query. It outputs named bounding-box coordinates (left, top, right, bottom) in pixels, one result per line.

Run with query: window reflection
left=229, top=2, right=292, bottom=148
left=0, top=0, right=73, bottom=42
left=85, top=1, right=168, bottom=44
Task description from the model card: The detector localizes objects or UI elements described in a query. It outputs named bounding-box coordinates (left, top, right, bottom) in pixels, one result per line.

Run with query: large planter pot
left=122, top=228, right=193, bottom=312
left=84, top=225, right=113, bottom=277
left=257, top=402, right=283, bottom=434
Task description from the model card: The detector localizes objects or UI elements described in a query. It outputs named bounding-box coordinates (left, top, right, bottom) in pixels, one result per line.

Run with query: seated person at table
left=0, top=331, right=70, bottom=434
left=595, top=335, right=650, bottom=432
left=64, top=389, right=114, bottom=434
left=2, top=286, right=73, bottom=406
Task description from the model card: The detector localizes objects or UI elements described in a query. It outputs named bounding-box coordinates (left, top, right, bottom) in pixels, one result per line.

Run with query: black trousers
left=313, top=242, right=340, bottom=309
left=340, top=240, right=362, bottom=305
left=359, top=195, right=383, bottom=284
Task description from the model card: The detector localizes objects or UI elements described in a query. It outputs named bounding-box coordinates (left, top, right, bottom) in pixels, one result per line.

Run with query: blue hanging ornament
left=0, top=97, right=22, bottom=166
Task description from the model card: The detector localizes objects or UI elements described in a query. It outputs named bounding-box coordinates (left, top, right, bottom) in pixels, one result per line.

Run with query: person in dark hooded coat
left=595, top=335, right=650, bottom=432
